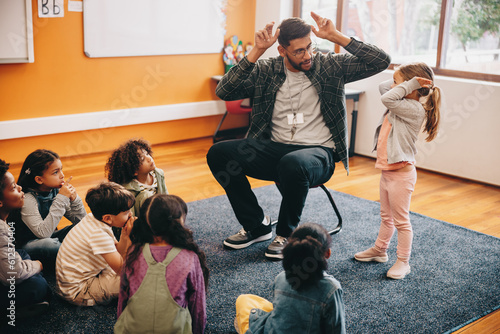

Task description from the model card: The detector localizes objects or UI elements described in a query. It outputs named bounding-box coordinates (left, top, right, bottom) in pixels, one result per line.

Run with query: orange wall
left=0, top=0, right=256, bottom=163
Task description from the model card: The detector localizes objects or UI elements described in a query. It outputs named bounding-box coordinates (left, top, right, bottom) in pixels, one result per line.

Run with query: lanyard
left=285, top=67, right=304, bottom=139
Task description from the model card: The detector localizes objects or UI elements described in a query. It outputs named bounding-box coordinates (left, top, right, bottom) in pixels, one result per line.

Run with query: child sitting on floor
left=0, top=159, right=51, bottom=320
left=55, top=182, right=136, bottom=306
left=116, top=194, right=208, bottom=334
left=234, top=222, right=346, bottom=334
left=14, top=149, right=86, bottom=271
left=105, top=138, right=168, bottom=217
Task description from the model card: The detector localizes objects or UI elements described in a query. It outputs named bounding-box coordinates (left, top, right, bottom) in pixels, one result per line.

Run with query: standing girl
left=234, top=222, right=345, bottom=334
left=354, top=62, right=441, bottom=279
left=116, top=194, right=208, bottom=334
left=14, top=149, right=86, bottom=270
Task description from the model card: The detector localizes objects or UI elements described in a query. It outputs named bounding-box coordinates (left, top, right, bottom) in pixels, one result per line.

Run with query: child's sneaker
left=387, top=259, right=411, bottom=279
left=354, top=247, right=388, bottom=263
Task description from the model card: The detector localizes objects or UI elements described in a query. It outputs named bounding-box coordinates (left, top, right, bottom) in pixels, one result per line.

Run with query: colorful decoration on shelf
left=222, top=35, right=253, bottom=73
left=245, top=43, right=253, bottom=56
left=235, top=41, right=245, bottom=63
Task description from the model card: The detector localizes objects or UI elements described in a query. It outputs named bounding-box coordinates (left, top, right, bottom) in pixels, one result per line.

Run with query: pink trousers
left=374, top=168, right=417, bottom=260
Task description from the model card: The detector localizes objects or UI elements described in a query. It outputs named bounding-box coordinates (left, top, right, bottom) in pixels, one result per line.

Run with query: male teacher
left=207, top=12, right=390, bottom=260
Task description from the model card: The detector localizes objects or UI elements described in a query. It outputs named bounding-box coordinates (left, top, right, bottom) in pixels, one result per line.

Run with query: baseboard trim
left=0, top=100, right=226, bottom=140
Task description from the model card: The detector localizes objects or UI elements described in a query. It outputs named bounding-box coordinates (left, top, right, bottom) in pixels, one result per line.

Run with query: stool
left=273, top=183, right=342, bottom=235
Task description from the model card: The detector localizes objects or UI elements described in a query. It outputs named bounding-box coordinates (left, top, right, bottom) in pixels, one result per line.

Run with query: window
left=442, top=0, right=500, bottom=76
left=300, top=0, right=338, bottom=52
left=297, top=0, right=500, bottom=82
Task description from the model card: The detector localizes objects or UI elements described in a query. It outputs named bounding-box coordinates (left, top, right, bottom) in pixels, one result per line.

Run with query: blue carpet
left=6, top=185, right=500, bottom=333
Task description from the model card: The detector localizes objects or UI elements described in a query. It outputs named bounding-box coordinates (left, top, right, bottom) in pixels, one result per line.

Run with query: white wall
left=0, top=101, right=227, bottom=140
left=255, top=0, right=293, bottom=59
left=347, top=74, right=500, bottom=186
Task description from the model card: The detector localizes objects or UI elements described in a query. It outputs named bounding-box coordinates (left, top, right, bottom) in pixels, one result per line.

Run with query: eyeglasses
left=286, top=44, right=317, bottom=59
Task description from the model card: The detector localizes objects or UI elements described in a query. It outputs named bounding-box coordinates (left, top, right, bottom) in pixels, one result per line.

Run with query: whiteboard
left=0, top=0, right=34, bottom=63
left=83, top=0, right=226, bottom=58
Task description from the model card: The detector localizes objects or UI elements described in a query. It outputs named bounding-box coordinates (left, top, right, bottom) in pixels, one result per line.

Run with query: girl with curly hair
left=105, top=138, right=168, bottom=218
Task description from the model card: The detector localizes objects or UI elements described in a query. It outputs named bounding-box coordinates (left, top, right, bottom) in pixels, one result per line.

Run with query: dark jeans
left=1, top=250, right=52, bottom=310
left=206, top=138, right=336, bottom=237
left=22, top=224, right=76, bottom=273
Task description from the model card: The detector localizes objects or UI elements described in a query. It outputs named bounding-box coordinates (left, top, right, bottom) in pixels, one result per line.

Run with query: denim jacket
left=248, top=271, right=345, bottom=334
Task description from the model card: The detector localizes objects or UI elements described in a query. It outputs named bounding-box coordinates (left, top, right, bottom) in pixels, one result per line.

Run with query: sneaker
left=223, top=217, right=272, bottom=250
left=17, top=301, right=50, bottom=319
left=354, top=247, right=388, bottom=263
left=264, top=235, right=288, bottom=260
left=387, top=259, right=411, bottom=279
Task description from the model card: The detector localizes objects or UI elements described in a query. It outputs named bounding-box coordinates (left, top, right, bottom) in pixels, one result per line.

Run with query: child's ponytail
left=125, top=194, right=209, bottom=289
left=422, top=85, right=441, bottom=142
left=396, top=62, right=441, bottom=142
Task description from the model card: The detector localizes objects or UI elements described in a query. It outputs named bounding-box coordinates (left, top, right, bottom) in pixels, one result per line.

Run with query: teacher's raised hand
left=255, top=22, right=280, bottom=49
left=310, top=11, right=350, bottom=47
left=247, top=22, right=280, bottom=63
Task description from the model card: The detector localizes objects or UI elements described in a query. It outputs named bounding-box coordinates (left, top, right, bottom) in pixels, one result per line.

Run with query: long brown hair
left=124, top=194, right=209, bottom=289
left=396, top=62, right=441, bottom=142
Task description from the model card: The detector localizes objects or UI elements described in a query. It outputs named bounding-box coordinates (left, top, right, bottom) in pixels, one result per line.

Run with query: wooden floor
left=8, top=137, right=500, bottom=333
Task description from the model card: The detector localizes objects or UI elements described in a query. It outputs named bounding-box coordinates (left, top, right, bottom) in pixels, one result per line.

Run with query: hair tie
left=25, top=168, right=31, bottom=175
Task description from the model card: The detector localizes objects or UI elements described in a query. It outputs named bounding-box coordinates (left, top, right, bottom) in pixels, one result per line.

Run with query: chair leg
left=213, top=111, right=228, bottom=143
left=272, top=183, right=342, bottom=234
left=319, top=185, right=342, bottom=235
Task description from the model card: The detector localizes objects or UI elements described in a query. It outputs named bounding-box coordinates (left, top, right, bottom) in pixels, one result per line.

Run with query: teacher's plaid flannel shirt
left=215, top=38, right=391, bottom=174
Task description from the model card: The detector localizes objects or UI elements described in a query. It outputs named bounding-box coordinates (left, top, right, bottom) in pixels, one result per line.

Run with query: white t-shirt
left=271, top=66, right=335, bottom=149
left=56, top=213, right=117, bottom=300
